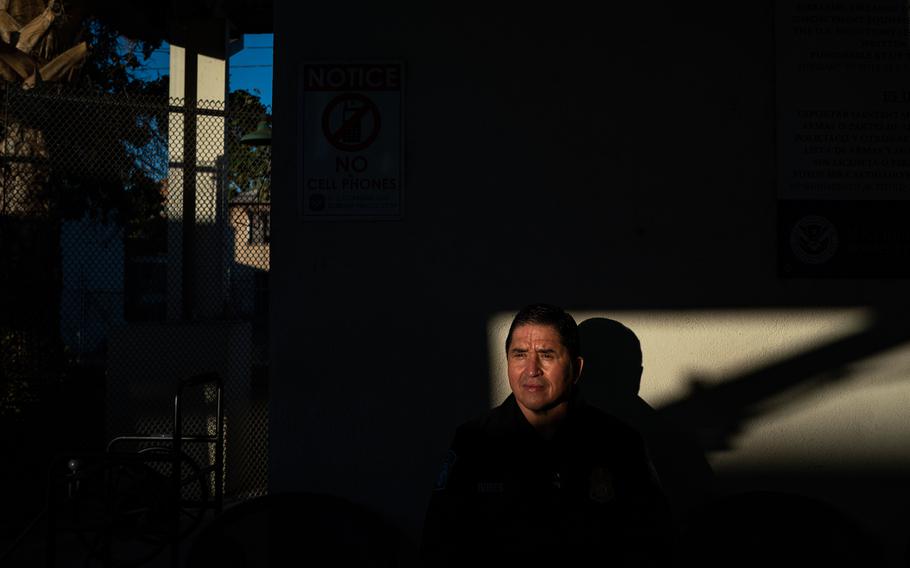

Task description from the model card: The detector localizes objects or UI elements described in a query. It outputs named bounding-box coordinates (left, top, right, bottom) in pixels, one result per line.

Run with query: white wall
left=271, top=2, right=910, bottom=564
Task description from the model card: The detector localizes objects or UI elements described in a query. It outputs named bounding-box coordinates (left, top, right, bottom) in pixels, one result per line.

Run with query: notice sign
left=299, top=62, right=403, bottom=220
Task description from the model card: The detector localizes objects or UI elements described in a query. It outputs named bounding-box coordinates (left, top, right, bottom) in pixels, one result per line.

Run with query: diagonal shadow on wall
left=578, top=308, right=910, bottom=566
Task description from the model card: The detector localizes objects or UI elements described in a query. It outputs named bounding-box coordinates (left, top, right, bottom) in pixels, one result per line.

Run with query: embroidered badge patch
left=434, top=450, right=457, bottom=491
left=588, top=465, right=615, bottom=504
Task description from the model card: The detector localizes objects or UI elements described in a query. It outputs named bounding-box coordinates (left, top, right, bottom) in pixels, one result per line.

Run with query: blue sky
left=134, top=33, right=274, bottom=107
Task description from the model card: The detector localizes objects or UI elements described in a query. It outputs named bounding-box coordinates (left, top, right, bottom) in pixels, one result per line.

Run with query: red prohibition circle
left=321, top=92, right=382, bottom=152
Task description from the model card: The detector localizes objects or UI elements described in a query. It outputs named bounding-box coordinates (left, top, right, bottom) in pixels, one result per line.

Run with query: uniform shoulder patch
left=434, top=450, right=458, bottom=491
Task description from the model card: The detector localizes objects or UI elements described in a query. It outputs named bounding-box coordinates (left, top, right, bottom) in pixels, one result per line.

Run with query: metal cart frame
left=44, top=372, right=224, bottom=567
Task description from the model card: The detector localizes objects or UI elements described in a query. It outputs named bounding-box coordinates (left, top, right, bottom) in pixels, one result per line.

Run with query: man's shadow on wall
left=578, top=317, right=883, bottom=567
left=578, top=317, right=715, bottom=525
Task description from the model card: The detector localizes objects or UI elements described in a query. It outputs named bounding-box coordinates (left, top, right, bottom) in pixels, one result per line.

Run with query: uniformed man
left=420, top=304, right=672, bottom=567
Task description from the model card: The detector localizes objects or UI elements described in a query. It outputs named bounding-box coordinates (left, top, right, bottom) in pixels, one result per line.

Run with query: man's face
left=507, top=323, right=582, bottom=417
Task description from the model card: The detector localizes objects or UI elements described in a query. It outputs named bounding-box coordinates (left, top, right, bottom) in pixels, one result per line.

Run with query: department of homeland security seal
left=790, top=215, right=838, bottom=265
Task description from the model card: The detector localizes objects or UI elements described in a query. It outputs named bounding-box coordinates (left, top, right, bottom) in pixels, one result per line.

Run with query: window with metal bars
left=247, top=210, right=270, bottom=244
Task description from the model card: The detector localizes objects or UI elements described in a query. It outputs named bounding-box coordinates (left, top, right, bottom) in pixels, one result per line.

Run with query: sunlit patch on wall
left=488, top=308, right=910, bottom=471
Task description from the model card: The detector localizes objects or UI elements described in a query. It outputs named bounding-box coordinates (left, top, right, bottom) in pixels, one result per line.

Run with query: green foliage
left=26, top=18, right=170, bottom=237
left=0, top=16, right=167, bottom=411
left=77, top=18, right=166, bottom=95
left=227, top=89, right=271, bottom=201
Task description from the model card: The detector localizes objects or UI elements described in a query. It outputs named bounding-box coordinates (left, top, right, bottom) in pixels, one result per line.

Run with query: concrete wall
left=271, top=2, right=910, bottom=564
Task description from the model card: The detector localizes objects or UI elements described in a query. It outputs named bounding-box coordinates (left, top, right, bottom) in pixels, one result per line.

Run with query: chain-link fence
left=0, top=83, right=271, bottom=534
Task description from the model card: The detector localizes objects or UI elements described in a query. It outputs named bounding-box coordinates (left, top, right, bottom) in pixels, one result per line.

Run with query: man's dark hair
left=505, top=304, right=581, bottom=361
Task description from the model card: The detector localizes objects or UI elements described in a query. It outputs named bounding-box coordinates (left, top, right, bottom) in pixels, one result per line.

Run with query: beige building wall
left=229, top=203, right=270, bottom=271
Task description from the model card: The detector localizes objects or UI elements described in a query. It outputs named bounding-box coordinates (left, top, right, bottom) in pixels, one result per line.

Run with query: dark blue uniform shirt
left=421, top=393, right=672, bottom=567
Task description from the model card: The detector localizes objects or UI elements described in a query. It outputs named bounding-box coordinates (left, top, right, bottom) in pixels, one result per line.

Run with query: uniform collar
left=499, top=389, right=584, bottom=439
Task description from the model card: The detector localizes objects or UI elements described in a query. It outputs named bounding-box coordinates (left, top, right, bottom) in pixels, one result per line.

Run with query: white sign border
left=297, top=60, right=406, bottom=222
